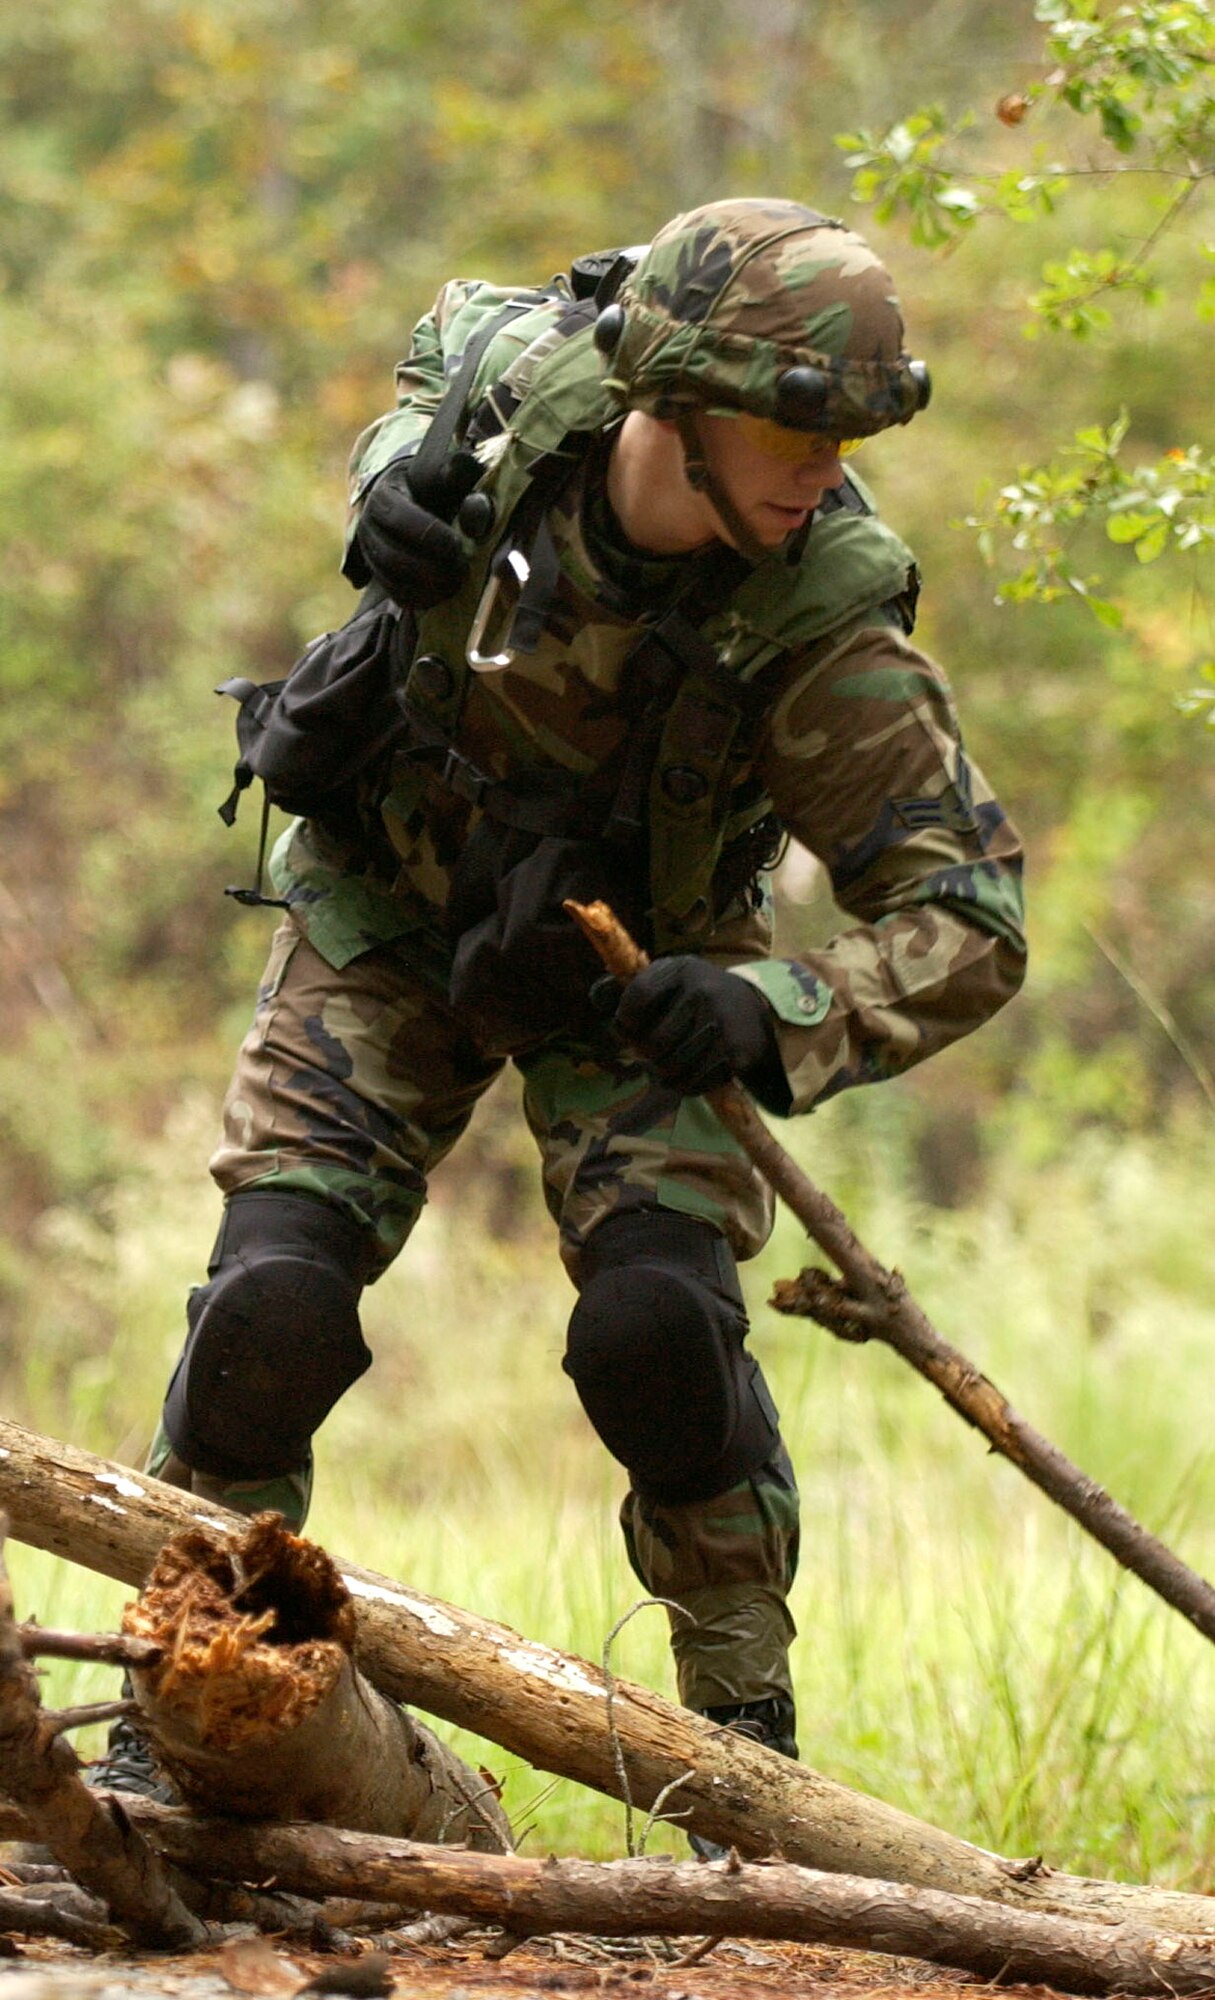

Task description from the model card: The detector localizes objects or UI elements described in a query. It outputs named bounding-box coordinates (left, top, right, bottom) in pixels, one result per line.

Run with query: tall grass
left=5, top=1083, right=1214, bottom=1884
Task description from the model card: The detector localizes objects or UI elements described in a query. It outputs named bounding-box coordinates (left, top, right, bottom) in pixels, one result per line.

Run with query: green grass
left=5, top=1084, right=1214, bottom=1885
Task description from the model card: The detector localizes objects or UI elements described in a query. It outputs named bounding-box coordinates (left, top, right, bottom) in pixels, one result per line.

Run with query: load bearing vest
left=374, top=294, right=921, bottom=952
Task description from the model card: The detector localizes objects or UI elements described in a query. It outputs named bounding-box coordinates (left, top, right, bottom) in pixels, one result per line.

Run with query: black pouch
left=447, top=829, right=648, bottom=1049
left=217, top=593, right=408, bottom=826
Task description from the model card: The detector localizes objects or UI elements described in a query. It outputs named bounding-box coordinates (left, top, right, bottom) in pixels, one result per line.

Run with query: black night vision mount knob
left=593, top=303, right=627, bottom=357
left=773, top=366, right=830, bottom=428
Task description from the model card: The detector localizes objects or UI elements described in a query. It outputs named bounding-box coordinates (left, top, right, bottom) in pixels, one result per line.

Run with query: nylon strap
left=407, top=294, right=549, bottom=511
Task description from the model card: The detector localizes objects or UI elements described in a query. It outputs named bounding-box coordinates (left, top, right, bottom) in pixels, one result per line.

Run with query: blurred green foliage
left=840, top=0, right=1215, bottom=614
left=0, top=0, right=1211, bottom=1379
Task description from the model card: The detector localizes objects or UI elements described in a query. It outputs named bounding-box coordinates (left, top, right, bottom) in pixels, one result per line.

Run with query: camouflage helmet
left=594, top=197, right=930, bottom=438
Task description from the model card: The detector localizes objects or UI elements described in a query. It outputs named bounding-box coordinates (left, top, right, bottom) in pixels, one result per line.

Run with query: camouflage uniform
left=169, top=201, right=1026, bottom=1720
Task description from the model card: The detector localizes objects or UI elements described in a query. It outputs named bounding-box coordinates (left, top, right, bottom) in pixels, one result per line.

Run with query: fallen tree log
left=3, top=1418, right=1214, bottom=1938
left=0, top=1518, right=206, bottom=1950
left=5, top=1801, right=1215, bottom=1998
left=122, top=1515, right=510, bottom=1851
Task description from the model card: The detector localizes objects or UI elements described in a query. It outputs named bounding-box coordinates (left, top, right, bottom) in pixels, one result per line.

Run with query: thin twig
left=602, top=1597, right=690, bottom=1858
left=570, top=902, right=1215, bottom=1654
left=0, top=873, right=97, bottom=1043
left=434, top=1774, right=513, bottom=1852
left=1046, top=175, right=1202, bottom=312
left=637, top=1769, right=696, bottom=1856
left=48, top=1697, right=139, bottom=1736
left=1084, top=922, right=1215, bottom=1116
left=672, top=1932, right=724, bottom=1967
left=19, top=1625, right=162, bottom=1667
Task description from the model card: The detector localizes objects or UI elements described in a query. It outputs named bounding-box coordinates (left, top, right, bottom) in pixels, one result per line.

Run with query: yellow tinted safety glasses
left=736, top=413, right=865, bottom=462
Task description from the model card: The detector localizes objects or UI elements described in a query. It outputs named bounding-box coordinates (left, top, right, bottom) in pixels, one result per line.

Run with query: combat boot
left=84, top=1676, right=178, bottom=1803
left=688, top=1692, right=798, bottom=1861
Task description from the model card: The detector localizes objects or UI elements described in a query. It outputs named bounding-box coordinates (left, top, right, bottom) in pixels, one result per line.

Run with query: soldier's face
left=696, top=411, right=848, bottom=548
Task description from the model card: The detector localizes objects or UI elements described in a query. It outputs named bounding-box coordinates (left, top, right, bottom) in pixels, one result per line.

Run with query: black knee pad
left=563, top=1210, right=779, bottom=1506
left=162, top=1191, right=374, bottom=1481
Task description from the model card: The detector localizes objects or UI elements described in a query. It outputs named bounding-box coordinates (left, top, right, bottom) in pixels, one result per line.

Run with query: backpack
left=216, top=253, right=641, bottom=907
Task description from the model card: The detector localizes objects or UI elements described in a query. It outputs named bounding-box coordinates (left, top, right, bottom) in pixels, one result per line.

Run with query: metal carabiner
left=466, top=548, right=530, bottom=671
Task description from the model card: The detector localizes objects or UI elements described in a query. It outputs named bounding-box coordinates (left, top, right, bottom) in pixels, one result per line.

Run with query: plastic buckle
left=441, top=748, right=488, bottom=807
left=466, top=548, right=530, bottom=671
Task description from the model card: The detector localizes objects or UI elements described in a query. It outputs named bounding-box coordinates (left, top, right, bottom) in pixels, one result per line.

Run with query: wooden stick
left=6, top=1800, right=1215, bottom=1997
left=564, top=898, right=1215, bottom=1650
left=19, top=1625, right=161, bottom=1668
left=0, top=1882, right=122, bottom=1949
left=4, top=1419, right=1215, bottom=1940
left=0, top=1515, right=207, bottom=1951
left=46, top=1697, right=138, bottom=1736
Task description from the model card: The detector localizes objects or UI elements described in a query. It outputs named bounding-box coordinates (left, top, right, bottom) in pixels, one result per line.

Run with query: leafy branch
left=965, top=413, right=1215, bottom=618
left=836, top=0, right=1214, bottom=293
left=838, top=0, right=1215, bottom=680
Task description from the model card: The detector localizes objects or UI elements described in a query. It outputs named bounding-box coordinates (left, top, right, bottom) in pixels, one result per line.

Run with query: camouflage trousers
left=197, top=913, right=799, bottom=1710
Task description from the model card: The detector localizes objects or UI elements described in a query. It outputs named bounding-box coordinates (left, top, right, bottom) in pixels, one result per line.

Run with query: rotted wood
left=565, top=896, right=1215, bottom=1651
left=0, top=1517, right=206, bottom=1950
left=122, top=1514, right=511, bottom=1852
left=7, top=1802, right=1215, bottom=1997
left=4, top=1421, right=1215, bottom=1942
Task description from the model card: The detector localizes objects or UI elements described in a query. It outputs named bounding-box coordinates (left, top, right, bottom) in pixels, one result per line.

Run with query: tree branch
left=5, top=1421, right=1215, bottom=1939
left=0, top=1514, right=207, bottom=1951
left=3, top=1803, right=1214, bottom=1997
left=565, top=899, right=1215, bottom=1652
left=18, top=1626, right=162, bottom=1669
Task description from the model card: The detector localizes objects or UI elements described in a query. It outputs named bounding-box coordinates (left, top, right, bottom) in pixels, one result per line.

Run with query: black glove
left=601, top=956, right=784, bottom=1101
left=352, top=457, right=470, bottom=609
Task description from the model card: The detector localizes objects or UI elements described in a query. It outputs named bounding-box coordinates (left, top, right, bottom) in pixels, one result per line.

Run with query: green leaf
left=1134, top=520, right=1170, bottom=562
left=1106, top=511, right=1154, bottom=543
left=1099, top=98, right=1142, bottom=150
left=1088, top=595, right=1125, bottom=629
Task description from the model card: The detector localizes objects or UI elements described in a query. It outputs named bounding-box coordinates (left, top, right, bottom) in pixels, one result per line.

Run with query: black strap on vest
left=406, top=292, right=551, bottom=514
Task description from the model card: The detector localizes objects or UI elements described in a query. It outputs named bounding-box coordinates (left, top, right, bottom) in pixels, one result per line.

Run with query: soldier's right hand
left=353, top=459, right=471, bottom=609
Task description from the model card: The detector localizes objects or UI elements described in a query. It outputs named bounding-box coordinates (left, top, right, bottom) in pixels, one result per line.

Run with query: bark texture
left=0, top=1522, right=206, bottom=1950
left=124, top=1516, right=511, bottom=1851
left=0, top=1882, right=121, bottom=1949
left=18, top=1628, right=161, bottom=1670
left=9, top=1801, right=1215, bottom=1998
left=3, top=1419, right=1215, bottom=1942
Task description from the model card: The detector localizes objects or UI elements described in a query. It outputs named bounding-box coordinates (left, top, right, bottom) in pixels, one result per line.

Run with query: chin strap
left=675, top=411, right=772, bottom=567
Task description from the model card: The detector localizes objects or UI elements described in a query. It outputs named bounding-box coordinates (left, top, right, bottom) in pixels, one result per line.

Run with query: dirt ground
left=0, top=1929, right=1065, bottom=2000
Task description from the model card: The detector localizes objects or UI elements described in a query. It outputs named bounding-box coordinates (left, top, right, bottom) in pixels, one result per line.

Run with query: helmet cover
left=603, top=197, right=927, bottom=437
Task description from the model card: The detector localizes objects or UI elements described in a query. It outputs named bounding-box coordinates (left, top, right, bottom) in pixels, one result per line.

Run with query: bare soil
left=0, top=1930, right=1068, bottom=2000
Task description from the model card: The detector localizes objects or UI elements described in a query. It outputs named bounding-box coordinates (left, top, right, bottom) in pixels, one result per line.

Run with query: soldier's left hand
left=601, top=956, right=779, bottom=1097
left=354, top=458, right=470, bottom=609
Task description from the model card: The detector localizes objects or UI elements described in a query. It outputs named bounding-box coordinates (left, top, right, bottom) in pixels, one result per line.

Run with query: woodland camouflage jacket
left=269, top=278, right=1027, bottom=1114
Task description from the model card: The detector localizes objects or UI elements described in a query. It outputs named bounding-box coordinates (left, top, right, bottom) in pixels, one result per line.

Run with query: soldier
left=103, top=198, right=1025, bottom=1802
